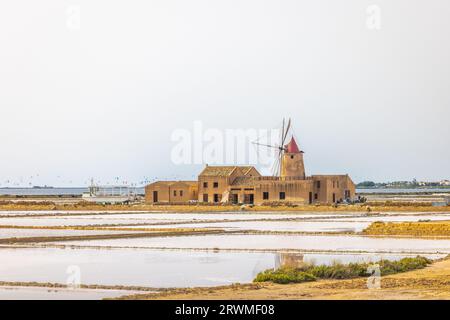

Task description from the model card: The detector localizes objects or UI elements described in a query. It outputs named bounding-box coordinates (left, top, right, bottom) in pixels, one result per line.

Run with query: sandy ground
left=118, top=258, right=450, bottom=300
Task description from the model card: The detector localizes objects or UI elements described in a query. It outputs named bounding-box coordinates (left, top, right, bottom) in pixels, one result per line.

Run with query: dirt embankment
left=1, top=201, right=449, bottom=213
left=117, top=258, right=450, bottom=300
left=362, top=221, right=450, bottom=237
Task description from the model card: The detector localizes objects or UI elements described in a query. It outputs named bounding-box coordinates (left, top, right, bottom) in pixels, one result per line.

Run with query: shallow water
left=0, top=286, right=137, bottom=300
left=0, top=247, right=275, bottom=287
left=58, top=234, right=450, bottom=254
left=0, top=247, right=442, bottom=289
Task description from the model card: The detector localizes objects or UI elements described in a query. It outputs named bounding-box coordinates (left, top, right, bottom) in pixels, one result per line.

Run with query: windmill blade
left=252, top=142, right=282, bottom=150
left=272, top=153, right=281, bottom=177
left=283, top=118, right=291, bottom=145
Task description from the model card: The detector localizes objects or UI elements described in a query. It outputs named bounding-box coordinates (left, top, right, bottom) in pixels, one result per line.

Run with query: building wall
left=256, top=180, right=313, bottom=205
left=230, top=179, right=314, bottom=205
left=197, top=176, right=231, bottom=203
left=169, top=182, right=198, bottom=203
left=145, top=182, right=197, bottom=203
left=145, top=182, right=171, bottom=203
left=145, top=168, right=356, bottom=206
left=281, top=152, right=306, bottom=179
left=311, top=175, right=355, bottom=204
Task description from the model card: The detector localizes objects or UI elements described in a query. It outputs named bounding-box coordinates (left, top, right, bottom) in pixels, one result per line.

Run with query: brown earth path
left=118, top=258, right=450, bottom=300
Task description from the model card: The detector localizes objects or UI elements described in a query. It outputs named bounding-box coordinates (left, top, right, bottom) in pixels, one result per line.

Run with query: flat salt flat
left=56, top=234, right=450, bottom=254
left=0, top=213, right=355, bottom=227
left=109, top=220, right=372, bottom=233
left=0, top=217, right=173, bottom=227
left=323, top=214, right=450, bottom=223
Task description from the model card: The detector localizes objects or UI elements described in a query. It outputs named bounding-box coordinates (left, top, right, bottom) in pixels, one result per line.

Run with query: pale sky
left=1, top=0, right=449, bottom=187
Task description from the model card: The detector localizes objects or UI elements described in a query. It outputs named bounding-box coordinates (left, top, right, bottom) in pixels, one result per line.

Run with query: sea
left=0, top=187, right=145, bottom=196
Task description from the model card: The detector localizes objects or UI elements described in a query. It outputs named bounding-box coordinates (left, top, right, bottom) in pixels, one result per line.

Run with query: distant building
left=440, top=180, right=450, bottom=186
left=145, top=131, right=355, bottom=205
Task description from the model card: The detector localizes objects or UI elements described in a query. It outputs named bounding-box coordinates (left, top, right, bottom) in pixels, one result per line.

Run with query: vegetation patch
left=363, top=221, right=450, bottom=237
left=254, top=256, right=432, bottom=284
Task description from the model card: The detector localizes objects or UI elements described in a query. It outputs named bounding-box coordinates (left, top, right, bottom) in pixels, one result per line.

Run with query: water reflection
left=275, top=253, right=305, bottom=269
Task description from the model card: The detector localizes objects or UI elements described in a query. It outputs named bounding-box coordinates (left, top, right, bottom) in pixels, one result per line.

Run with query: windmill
left=252, top=118, right=293, bottom=177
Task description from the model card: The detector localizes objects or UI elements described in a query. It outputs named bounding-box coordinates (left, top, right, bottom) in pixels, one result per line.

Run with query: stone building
left=145, top=135, right=355, bottom=205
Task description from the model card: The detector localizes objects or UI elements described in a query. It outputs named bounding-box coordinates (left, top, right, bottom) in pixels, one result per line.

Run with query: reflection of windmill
left=253, top=118, right=305, bottom=178
left=275, top=252, right=305, bottom=269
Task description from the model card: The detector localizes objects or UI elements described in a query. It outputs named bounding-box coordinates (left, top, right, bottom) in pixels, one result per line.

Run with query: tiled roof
left=199, top=165, right=259, bottom=177
left=241, top=166, right=255, bottom=175
left=231, top=176, right=261, bottom=187
left=199, top=166, right=239, bottom=177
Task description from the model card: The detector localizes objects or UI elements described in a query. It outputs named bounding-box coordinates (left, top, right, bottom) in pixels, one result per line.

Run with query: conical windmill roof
left=285, top=136, right=301, bottom=153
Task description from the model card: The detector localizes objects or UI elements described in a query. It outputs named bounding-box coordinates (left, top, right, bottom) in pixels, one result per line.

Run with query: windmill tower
left=253, top=118, right=306, bottom=179
left=281, top=136, right=305, bottom=179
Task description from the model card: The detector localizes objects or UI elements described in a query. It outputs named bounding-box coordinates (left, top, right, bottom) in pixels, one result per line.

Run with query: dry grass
left=362, top=221, right=450, bottom=237
left=1, top=201, right=449, bottom=213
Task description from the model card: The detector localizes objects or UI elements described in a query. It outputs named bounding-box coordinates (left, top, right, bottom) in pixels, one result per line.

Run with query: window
left=213, top=182, right=219, bottom=188
left=213, top=194, right=219, bottom=203
left=203, top=182, right=208, bottom=188
left=316, top=181, right=321, bottom=189
left=314, top=193, right=318, bottom=200
left=337, top=181, right=340, bottom=188
left=203, top=194, right=208, bottom=202
left=290, top=155, right=294, bottom=159
left=279, top=192, right=286, bottom=200
left=173, top=190, right=177, bottom=196
left=333, top=193, right=336, bottom=203
left=263, top=192, right=269, bottom=200
left=180, top=190, right=183, bottom=197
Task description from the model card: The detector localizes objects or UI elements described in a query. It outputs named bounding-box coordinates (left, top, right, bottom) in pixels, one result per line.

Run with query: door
left=309, top=192, right=313, bottom=204
left=244, top=194, right=254, bottom=204
left=153, top=191, right=158, bottom=203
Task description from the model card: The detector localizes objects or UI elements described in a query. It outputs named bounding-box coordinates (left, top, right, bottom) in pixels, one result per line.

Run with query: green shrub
left=379, top=256, right=431, bottom=275
left=254, top=268, right=316, bottom=284
left=253, top=256, right=431, bottom=284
